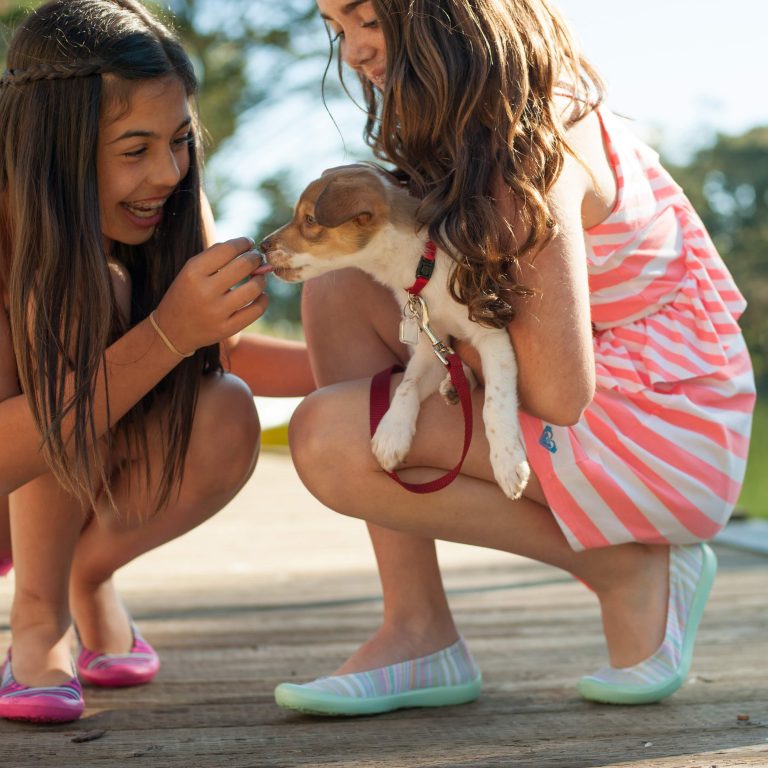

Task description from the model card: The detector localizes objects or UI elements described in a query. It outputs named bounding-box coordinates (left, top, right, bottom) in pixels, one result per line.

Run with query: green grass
left=738, top=396, right=768, bottom=518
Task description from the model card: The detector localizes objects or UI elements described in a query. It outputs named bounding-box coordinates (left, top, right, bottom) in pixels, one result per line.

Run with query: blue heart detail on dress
left=538, top=425, right=557, bottom=453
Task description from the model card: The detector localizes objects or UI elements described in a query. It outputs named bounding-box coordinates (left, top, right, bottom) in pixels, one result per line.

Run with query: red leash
left=369, top=240, right=474, bottom=493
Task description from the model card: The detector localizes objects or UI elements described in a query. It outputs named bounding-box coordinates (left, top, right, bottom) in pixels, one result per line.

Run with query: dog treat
left=230, top=250, right=272, bottom=290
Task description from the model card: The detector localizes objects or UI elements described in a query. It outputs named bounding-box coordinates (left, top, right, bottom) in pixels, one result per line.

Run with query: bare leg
left=302, top=272, right=459, bottom=672
left=298, top=271, right=668, bottom=671
left=0, top=321, right=18, bottom=566
left=8, top=476, right=86, bottom=686
left=0, top=495, right=10, bottom=562
left=69, top=372, right=259, bottom=654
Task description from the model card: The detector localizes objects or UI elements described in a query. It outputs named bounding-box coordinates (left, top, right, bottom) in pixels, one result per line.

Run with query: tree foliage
left=152, top=0, right=325, bottom=156
left=0, top=0, right=28, bottom=50
left=667, top=127, right=768, bottom=392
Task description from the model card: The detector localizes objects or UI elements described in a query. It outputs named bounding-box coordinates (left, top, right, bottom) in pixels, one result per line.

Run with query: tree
left=667, top=126, right=768, bottom=392
left=153, top=1, right=328, bottom=157
left=0, top=1, right=28, bottom=55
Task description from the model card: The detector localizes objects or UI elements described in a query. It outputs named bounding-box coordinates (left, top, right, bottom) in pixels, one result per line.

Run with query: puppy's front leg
left=474, top=330, right=530, bottom=499
left=371, top=340, right=445, bottom=471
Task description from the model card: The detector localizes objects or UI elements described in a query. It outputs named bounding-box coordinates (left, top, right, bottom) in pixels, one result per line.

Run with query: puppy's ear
left=314, top=175, right=385, bottom=229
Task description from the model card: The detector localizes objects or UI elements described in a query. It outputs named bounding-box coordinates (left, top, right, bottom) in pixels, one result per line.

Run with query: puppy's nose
left=260, top=236, right=272, bottom=253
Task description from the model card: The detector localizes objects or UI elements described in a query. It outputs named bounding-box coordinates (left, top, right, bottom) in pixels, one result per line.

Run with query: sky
left=213, top=0, right=768, bottom=239
left=555, top=0, right=766, bottom=154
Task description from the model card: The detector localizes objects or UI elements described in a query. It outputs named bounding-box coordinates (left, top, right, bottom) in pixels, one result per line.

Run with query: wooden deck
left=1, top=452, right=767, bottom=768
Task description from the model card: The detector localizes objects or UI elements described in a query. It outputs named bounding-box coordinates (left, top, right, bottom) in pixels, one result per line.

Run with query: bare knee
left=187, top=372, right=261, bottom=497
left=302, top=270, right=399, bottom=335
left=289, top=391, right=332, bottom=479
left=302, top=272, right=403, bottom=387
left=301, top=270, right=371, bottom=323
left=301, top=272, right=333, bottom=324
left=289, top=387, right=373, bottom=515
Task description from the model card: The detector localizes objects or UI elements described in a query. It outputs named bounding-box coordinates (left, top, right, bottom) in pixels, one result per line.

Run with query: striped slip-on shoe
left=578, top=542, right=717, bottom=705
left=0, top=651, right=84, bottom=723
left=76, top=622, right=160, bottom=688
left=275, top=636, right=482, bottom=716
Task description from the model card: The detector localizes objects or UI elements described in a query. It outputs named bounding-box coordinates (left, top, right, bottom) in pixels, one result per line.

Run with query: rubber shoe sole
left=275, top=674, right=482, bottom=716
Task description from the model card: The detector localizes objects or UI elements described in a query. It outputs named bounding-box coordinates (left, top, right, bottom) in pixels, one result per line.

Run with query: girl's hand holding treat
left=153, top=237, right=271, bottom=358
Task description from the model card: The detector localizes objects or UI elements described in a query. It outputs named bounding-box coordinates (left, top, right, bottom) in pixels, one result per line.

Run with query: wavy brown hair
left=330, top=0, right=604, bottom=327
left=0, top=0, right=219, bottom=515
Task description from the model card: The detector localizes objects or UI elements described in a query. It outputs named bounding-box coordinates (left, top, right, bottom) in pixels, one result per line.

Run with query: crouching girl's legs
left=291, top=373, right=670, bottom=668
left=296, top=270, right=670, bottom=677
left=69, top=371, right=259, bottom=658
left=4, top=372, right=259, bottom=692
left=300, top=270, right=460, bottom=674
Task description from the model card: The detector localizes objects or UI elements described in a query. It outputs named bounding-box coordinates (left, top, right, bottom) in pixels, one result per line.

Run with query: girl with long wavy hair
left=274, top=0, right=756, bottom=715
left=0, top=0, right=312, bottom=724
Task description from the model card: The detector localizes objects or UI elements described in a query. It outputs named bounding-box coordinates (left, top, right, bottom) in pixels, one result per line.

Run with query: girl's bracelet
left=149, top=311, right=194, bottom=358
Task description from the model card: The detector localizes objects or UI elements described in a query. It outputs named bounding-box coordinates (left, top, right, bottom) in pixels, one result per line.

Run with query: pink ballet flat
left=0, top=556, right=12, bottom=577
left=76, top=623, right=160, bottom=688
left=0, top=651, right=84, bottom=723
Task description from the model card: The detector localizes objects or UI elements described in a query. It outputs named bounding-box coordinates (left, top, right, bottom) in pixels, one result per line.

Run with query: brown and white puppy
left=261, top=164, right=529, bottom=500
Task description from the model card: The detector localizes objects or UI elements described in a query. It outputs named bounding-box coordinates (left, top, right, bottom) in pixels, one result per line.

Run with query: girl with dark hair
left=0, top=0, right=311, bottom=724
left=274, top=0, right=756, bottom=715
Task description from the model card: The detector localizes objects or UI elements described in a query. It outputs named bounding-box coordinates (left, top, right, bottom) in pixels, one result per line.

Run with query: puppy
left=261, top=164, right=530, bottom=500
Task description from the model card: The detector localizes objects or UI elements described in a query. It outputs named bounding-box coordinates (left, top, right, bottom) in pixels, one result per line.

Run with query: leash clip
left=408, top=295, right=454, bottom=366
left=430, top=340, right=453, bottom=366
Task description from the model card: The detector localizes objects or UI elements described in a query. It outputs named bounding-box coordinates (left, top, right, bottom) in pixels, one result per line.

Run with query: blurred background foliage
left=668, top=128, right=768, bottom=394
left=2, top=0, right=766, bottom=507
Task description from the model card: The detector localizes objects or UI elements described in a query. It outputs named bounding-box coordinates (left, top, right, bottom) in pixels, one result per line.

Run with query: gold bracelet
left=149, top=311, right=194, bottom=358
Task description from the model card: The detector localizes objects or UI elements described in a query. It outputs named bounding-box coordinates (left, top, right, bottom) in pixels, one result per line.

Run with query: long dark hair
left=0, top=0, right=219, bottom=515
left=328, top=0, right=604, bottom=327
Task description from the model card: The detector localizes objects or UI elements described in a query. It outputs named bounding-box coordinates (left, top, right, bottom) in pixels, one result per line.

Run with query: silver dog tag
left=399, top=317, right=420, bottom=345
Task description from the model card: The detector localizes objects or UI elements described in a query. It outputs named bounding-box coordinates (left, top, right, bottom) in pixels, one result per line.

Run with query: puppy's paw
left=491, top=447, right=531, bottom=500
left=438, top=365, right=478, bottom=406
left=439, top=375, right=459, bottom=405
left=371, top=412, right=415, bottom=471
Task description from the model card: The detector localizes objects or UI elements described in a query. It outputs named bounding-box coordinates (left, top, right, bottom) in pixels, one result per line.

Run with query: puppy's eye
left=305, top=214, right=318, bottom=226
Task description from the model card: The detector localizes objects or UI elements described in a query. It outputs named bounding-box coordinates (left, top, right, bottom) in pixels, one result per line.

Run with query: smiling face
left=316, top=0, right=387, bottom=90
left=97, top=75, right=192, bottom=251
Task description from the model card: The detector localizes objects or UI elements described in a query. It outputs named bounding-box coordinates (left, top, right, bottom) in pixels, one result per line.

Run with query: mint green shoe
left=578, top=542, right=717, bottom=705
left=275, top=637, right=482, bottom=716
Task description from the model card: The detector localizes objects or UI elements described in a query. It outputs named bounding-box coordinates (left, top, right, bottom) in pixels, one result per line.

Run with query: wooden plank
left=1, top=454, right=767, bottom=767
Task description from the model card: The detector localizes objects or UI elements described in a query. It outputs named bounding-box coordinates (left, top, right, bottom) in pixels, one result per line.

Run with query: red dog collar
left=406, top=239, right=436, bottom=295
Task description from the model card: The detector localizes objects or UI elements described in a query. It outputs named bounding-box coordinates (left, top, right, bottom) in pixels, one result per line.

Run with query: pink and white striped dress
left=519, top=109, right=756, bottom=551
